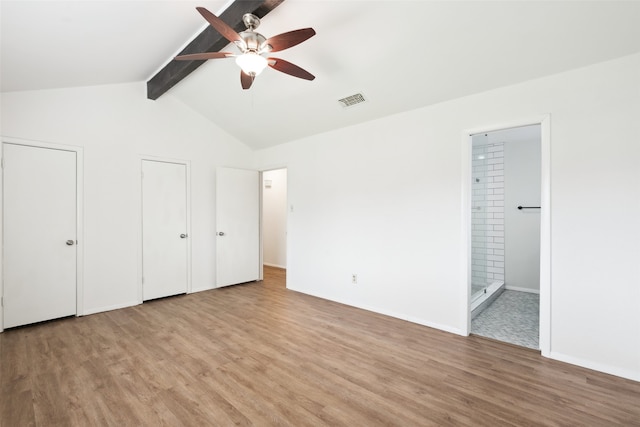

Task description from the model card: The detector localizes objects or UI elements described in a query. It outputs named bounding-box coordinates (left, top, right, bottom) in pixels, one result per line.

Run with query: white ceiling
left=2, top=1, right=640, bottom=150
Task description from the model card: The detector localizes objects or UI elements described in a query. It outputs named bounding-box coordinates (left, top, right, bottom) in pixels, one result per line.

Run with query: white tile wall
left=472, top=142, right=504, bottom=285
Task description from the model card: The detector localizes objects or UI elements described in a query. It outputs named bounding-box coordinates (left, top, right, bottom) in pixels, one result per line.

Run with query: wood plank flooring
left=2, top=266, right=639, bottom=426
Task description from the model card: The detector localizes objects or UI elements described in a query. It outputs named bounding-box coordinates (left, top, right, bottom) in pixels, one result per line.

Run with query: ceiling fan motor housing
left=238, top=31, right=268, bottom=53
left=237, top=14, right=271, bottom=53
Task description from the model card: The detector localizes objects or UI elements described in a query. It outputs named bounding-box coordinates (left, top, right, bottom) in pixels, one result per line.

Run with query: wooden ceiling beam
left=147, top=0, right=285, bottom=100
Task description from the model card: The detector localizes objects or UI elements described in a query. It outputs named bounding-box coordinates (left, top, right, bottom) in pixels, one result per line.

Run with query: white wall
left=254, top=53, right=640, bottom=381
left=1, top=55, right=638, bottom=382
left=504, top=137, right=541, bottom=292
left=1, top=82, right=252, bottom=315
left=262, top=169, right=287, bottom=268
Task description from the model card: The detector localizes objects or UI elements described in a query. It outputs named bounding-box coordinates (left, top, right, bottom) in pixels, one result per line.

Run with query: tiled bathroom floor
left=471, top=290, right=539, bottom=350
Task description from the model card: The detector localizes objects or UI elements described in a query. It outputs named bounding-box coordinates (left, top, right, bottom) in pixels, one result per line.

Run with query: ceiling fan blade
left=175, top=52, right=233, bottom=61
left=196, top=7, right=243, bottom=45
left=268, top=58, right=315, bottom=81
left=263, top=28, right=316, bottom=52
left=241, top=71, right=253, bottom=90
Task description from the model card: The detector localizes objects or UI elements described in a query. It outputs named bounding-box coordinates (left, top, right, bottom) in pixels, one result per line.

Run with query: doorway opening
left=463, top=117, right=550, bottom=354
left=469, top=125, right=541, bottom=349
left=261, top=168, right=288, bottom=288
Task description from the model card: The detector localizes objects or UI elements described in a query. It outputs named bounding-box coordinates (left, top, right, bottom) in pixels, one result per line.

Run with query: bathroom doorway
left=469, top=125, right=542, bottom=349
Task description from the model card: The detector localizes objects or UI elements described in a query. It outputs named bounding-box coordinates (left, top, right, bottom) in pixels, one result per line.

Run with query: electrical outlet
left=351, top=274, right=358, bottom=284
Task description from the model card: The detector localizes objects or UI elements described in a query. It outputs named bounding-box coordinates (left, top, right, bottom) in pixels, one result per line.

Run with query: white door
left=142, top=160, right=189, bottom=300
left=3, top=143, right=77, bottom=328
left=216, top=167, right=259, bottom=287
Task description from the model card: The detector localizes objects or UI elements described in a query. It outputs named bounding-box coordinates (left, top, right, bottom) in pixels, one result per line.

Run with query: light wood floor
left=2, top=266, right=639, bottom=426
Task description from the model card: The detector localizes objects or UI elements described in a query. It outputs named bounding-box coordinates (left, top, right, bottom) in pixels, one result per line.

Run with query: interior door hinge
left=142, top=277, right=144, bottom=285
left=1, top=297, right=3, bottom=307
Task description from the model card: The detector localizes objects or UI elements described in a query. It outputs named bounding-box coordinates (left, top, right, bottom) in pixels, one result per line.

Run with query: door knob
left=217, top=231, right=225, bottom=236
left=180, top=234, right=187, bottom=238
left=66, top=240, right=75, bottom=246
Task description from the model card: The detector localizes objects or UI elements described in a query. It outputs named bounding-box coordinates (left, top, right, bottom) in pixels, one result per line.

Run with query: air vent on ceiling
left=338, top=93, right=367, bottom=108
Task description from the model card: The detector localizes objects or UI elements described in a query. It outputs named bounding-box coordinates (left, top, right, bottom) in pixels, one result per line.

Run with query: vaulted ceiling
left=2, top=1, right=640, bottom=150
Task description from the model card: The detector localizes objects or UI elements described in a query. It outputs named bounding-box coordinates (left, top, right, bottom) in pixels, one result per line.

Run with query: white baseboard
left=549, top=351, right=640, bottom=382
left=287, top=287, right=639, bottom=381
left=505, top=286, right=540, bottom=294
left=82, top=300, right=139, bottom=316
left=287, top=287, right=463, bottom=336
left=263, top=262, right=286, bottom=269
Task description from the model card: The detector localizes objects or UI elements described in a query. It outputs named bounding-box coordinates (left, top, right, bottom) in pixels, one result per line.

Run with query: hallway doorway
left=262, top=168, right=288, bottom=279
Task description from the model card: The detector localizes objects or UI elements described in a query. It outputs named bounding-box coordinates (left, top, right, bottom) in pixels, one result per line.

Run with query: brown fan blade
left=196, top=7, right=243, bottom=44
left=263, top=28, right=316, bottom=52
left=175, top=52, right=233, bottom=61
left=240, top=71, right=253, bottom=90
left=268, top=58, right=315, bottom=81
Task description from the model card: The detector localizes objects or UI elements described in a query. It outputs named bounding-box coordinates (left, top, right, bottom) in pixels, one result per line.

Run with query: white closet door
left=216, top=167, right=259, bottom=287
left=142, top=160, right=189, bottom=300
left=3, top=143, right=77, bottom=328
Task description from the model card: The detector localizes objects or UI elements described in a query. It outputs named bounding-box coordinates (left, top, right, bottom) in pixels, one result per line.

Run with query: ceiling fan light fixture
left=236, top=52, right=268, bottom=76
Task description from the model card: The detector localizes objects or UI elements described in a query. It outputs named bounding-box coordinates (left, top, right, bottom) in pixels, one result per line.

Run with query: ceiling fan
left=175, top=7, right=316, bottom=90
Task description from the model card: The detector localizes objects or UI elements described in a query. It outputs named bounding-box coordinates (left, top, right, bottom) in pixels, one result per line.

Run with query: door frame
left=137, top=156, right=192, bottom=304
left=1, top=137, right=85, bottom=332
left=460, top=115, right=551, bottom=356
